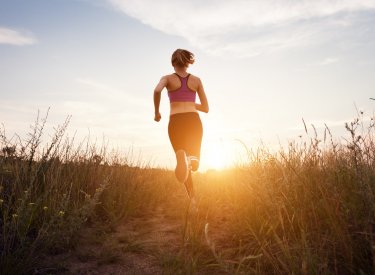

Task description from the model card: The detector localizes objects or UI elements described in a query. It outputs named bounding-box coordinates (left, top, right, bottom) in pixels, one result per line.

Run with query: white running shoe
left=187, top=156, right=199, bottom=172
left=175, top=150, right=189, bottom=183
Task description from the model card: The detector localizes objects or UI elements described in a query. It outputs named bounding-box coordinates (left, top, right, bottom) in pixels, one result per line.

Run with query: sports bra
left=168, top=73, right=196, bottom=103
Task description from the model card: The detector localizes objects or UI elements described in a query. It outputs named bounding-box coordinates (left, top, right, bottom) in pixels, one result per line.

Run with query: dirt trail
left=38, top=206, right=186, bottom=274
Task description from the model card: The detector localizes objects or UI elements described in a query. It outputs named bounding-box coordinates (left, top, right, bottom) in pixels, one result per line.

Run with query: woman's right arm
left=195, top=78, right=209, bottom=113
left=153, top=76, right=168, bottom=122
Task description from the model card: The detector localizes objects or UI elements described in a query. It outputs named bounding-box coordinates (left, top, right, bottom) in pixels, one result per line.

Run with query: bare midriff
left=170, top=102, right=197, bottom=116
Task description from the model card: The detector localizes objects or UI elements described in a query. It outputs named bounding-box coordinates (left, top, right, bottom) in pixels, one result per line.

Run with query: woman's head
left=171, top=49, right=195, bottom=68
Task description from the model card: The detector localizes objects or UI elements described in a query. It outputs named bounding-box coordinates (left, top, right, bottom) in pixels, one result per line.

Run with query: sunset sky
left=1, top=0, right=375, bottom=170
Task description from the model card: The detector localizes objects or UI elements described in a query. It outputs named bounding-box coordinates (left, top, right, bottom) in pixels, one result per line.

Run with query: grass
left=1, top=110, right=375, bottom=274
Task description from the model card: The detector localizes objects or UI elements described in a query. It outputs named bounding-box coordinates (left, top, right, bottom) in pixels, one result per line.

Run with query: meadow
left=1, top=111, right=375, bottom=274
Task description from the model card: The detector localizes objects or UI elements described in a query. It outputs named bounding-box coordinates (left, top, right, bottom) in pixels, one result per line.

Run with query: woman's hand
left=154, top=112, right=161, bottom=122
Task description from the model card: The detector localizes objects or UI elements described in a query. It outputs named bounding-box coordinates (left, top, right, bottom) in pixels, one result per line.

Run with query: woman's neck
left=174, top=67, right=188, bottom=77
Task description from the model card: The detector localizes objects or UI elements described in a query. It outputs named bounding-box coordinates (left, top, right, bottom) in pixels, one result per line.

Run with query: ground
left=35, top=202, right=227, bottom=275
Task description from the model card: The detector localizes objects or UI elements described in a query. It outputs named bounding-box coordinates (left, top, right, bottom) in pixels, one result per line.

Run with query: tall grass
left=190, top=114, right=375, bottom=274
left=1, top=111, right=375, bottom=274
left=0, top=111, right=174, bottom=274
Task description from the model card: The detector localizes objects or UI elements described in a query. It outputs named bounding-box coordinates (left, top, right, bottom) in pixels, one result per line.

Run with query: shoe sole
left=175, top=150, right=188, bottom=183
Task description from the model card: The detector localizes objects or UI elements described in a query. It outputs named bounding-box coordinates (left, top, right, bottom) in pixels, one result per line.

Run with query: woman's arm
left=153, top=76, right=168, bottom=122
left=195, top=78, right=209, bottom=113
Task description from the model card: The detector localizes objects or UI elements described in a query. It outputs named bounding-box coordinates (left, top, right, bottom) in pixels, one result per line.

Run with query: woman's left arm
left=195, top=78, right=209, bottom=113
left=153, top=76, right=168, bottom=122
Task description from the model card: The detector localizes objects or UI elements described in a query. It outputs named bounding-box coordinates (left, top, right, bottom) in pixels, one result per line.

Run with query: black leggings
left=168, top=112, right=203, bottom=169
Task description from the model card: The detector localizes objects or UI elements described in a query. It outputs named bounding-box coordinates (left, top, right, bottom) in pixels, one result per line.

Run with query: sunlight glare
left=201, top=139, right=237, bottom=170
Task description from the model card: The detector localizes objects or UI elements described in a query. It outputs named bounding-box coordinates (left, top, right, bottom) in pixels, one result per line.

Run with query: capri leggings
left=168, top=112, right=203, bottom=170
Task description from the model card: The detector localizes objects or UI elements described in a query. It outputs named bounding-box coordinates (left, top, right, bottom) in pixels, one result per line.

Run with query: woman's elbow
left=204, top=105, right=209, bottom=113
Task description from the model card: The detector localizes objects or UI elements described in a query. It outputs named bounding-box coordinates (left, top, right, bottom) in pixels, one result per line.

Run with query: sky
left=1, top=0, right=375, bottom=170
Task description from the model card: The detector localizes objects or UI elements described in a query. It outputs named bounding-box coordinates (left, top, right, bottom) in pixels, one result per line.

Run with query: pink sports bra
left=168, top=73, right=196, bottom=103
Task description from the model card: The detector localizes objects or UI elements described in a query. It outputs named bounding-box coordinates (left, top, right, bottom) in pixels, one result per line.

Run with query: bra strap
left=174, top=73, right=190, bottom=79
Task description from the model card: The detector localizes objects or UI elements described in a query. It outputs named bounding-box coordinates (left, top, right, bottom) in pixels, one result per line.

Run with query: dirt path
left=35, top=201, right=213, bottom=275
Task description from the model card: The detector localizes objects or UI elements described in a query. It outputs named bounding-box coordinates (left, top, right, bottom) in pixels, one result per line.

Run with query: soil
left=35, top=205, right=205, bottom=275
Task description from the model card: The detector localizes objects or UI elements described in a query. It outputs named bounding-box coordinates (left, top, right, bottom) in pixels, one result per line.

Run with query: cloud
left=0, top=27, right=37, bottom=45
left=75, top=77, right=146, bottom=107
left=107, top=0, right=375, bottom=56
left=318, top=57, right=340, bottom=66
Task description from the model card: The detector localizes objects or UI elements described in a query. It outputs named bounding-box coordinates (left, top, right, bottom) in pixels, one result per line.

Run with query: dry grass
left=1, top=110, right=375, bottom=274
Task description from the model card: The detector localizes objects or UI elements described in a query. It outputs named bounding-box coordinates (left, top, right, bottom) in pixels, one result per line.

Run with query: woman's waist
left=170, top=102, right=197, bottom=115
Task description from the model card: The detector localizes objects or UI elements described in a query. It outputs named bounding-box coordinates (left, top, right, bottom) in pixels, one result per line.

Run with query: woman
left=153, top=49, right=209, bottom=200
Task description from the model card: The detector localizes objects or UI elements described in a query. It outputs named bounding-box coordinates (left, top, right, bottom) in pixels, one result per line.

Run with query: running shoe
left=187, top=156, right=199, bottom=172
left=175, top=150, right=189, bottom=183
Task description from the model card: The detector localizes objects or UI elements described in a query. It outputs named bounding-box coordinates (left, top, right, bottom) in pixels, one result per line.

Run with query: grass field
left=1, top=112, right=375, bottom=274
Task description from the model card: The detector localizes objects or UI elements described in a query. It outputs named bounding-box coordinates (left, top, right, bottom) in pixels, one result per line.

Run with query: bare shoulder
left=161, top=74, right=170, bottom=80
left=189, top=74, right=202, bottom=84
left=161, top=73, right=175, bottom=82
left=158, top=74, right=170, bottom=84
left=189, top=74, right=200, bottom=80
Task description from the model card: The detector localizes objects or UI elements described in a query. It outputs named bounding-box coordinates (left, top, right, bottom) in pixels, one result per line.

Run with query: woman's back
left=166, top=73, right=200, bottom=93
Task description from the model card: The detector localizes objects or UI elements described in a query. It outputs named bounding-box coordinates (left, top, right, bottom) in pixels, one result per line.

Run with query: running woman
left=153, top=49, right=209, bottom=199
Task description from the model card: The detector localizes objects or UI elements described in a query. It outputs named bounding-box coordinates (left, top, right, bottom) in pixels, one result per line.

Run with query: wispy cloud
left=75, top=77, right=146, bottom=106
left=319, top=57, right=340, bottom=66
left=0, top=27, right=37, bottom=45
left=107, top=0, right=375, bottom=56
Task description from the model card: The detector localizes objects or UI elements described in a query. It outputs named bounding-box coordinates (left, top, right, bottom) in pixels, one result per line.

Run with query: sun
left=201, top=139, right=236, bottom=170
left=205, top=148, right=227, bottom=170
